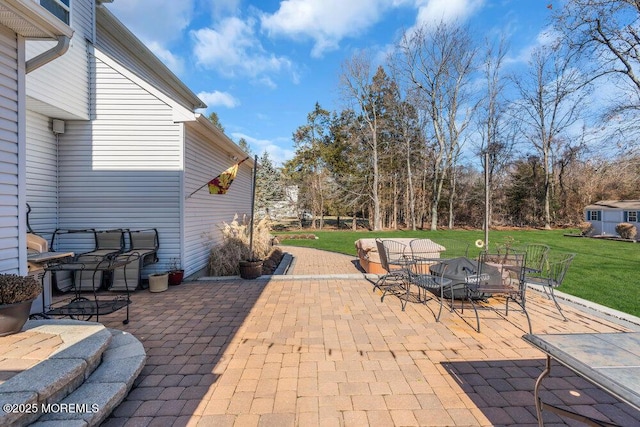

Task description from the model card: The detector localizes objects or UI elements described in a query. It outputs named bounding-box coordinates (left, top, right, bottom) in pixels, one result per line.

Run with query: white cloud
left=107, top=1, right=194, bottom=44
left=197, top=90, right=240, bottom=108
left=261, top=0, right=393, bottom=57
left=192, top=17, right=293, bottom=83
left=231, top=132, right=295, bottom=166
left=106, top=1, right=193, bottom=76
left=209, top=0, right=242, bottom=18
left=413, top=0, right=485, bottom=28
left=259, top=0, right=483, bottom=57
left=146, top=41, right=185, bottom=76
left=506, top=25, right=560, bottom=65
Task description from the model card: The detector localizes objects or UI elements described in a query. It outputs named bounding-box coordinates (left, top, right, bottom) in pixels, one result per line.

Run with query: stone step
left=0, top=320, right=111, bottom=427
left=33, top=329, right=146, bottom=426
left=0, top=320, right=145, bottom=427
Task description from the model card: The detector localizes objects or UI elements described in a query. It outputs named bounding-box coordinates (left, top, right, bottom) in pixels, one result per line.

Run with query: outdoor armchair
left=525, top=252, right=575, bottom=321
left=460, top=251, right=532, bottom=333
left=375, top=239, right=414, bottom=310
left=408, top=239, right=452, bottom=320
left=431, top=238, right=471, bottom=260
left=110, top=229, right=160, bottom=291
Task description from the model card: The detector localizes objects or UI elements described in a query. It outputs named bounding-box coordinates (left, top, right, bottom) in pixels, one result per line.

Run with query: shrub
left=0, top=274, right=40, bottom=305
left=262, top=247, right=284, bottom=274
left=615, top=222, right=637, bottom=240
left=278, top=234, right=318, bottom=240
left=578, top=221, right=594, bottom=236
left=208, top=214, right=274, bottom=276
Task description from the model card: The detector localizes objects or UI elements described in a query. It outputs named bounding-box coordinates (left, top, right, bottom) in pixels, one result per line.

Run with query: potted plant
left=0, top=274, right=41, bottom=337
left=239, top=257, right=263, bottom=280
left=168, top=258, right=184, bottom=286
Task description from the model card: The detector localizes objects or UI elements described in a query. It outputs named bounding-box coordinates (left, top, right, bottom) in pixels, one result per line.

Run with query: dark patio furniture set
left=370, top=238, right=640, bottom=426
left=30, top=228, right=159, bottom=324
left=372, top=238, right=575, bottom=333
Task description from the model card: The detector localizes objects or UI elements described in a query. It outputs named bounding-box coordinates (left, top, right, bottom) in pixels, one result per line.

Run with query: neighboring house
left=23, top=0, right=252, bottom=279
left=0, top=0, right=73, bottom=275
left=256, top=185, right=300, bottom=220
left=584, top=200, right=640, bottom=238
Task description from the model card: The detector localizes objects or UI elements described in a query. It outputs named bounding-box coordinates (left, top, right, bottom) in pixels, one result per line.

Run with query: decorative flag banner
left=208, top=156, right=250, bottom=194
left=186, top=156, right=250, bottom=199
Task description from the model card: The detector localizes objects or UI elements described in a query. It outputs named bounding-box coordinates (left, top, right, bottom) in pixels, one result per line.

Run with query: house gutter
left=1, top=0, right=74, bottom=72
left=25, top=35, right=70, bottom=73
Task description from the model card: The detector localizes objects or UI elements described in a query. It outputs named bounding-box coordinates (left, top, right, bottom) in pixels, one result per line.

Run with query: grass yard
left=276, top=228, right=640, bottom=318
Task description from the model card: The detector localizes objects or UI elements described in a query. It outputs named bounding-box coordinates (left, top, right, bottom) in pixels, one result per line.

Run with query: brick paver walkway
left=97, top=256, right=640, bottom=426
left=0, top=330, right=62, bottom=385
left=4, top=246, right=638, bottom=426
left=279, top=246, right=360, bottom=275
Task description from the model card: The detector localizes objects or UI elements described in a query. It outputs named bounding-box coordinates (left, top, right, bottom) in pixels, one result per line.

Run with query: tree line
left=261, top=0, right=640, bottom=231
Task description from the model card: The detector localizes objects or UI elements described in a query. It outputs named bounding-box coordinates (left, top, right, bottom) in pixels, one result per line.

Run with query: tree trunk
left=544, top=146, right=552, bottom=229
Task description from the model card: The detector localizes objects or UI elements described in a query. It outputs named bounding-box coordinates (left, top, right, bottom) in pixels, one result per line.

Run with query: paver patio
left=95, top=245, right=640, bottom=426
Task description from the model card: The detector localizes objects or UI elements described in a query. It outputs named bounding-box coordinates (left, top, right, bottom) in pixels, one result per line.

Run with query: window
left=624, top=211, right=638, bottom=223
left=587, top=210, right=601, bottom=221
left=39, top=0, right=70, bottom=25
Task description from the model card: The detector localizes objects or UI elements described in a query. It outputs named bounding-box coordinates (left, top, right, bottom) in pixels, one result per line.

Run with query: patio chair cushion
left=355, top=238, right=442, bottom=263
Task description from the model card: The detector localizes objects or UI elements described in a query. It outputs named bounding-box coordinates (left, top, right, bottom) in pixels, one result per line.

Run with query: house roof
left=584, top=200, right=640, bottom=210
left=0, top=0, right=73, bottom=39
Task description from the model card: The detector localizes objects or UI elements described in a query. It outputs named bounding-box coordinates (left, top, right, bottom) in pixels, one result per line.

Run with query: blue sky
left=106, top=0, right=557, bottom=166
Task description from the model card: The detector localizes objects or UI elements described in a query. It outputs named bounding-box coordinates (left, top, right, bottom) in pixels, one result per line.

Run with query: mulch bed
left=262, top=247, right=284, bottom=274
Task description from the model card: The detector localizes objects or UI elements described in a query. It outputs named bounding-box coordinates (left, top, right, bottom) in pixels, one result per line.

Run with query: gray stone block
left=37, top=382, right=127, bottom=426
left=31, top=420, right=87, bottom=427
left=0, top=359, right=86, bottom=405
left=86, top=354, right=145, bottom=390
left=102, top=331, right=145, bottom=361
left=51, top=328, right=112, bottom=379
left=0, top=391, right=38, bottom=426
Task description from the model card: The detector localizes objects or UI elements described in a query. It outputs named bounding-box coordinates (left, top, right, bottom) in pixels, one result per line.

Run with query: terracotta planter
left=0, top=299, right=35, bottom=337
left=148, top=273, right=168, bottom=293
left=239, top=260, right=263, bottom=280
left=168, top=270, right=184, bottom=286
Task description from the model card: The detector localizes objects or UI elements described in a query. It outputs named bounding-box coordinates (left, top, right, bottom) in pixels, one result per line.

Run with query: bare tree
left=339, top=51, right=384, bottom=230
left=511, top=44, right=589, bottom=229
left=554, top=0, right=640, bottom=151
left=477, top=36, right=515, bottom=240
left=397, top=21, right=478, bottom=230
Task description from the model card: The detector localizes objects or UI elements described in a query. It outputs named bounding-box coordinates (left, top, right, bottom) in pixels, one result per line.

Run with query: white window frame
left=627, top=211, right=638, bottom=223
left=39, top=0, right=70, bottom=25
left=588, top=210, right=601, bottom=221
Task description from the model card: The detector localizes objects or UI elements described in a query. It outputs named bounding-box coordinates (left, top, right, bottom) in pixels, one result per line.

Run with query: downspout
left=25, top=35, right=70, bottom=73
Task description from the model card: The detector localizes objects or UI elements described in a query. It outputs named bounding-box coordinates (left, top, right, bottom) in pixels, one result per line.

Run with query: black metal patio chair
left=525, top=252, right=575, bottom=321
left=375, top=239, right=414, bottom=310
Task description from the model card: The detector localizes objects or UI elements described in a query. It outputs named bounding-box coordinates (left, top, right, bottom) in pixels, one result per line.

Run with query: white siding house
left=22, top=1, right=252, bottom=279
left=0, top=0, right=73, bottom=275
left=183, top=116, right=253, bottom=275
left=584, top=200, right=640, bottom=239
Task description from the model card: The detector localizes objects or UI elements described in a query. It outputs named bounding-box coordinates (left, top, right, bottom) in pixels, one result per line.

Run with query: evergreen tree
left=207, top=112, right=225, bottom=133
left=237, top=137, right=252, bottom=154
left=256, top=151, right=284, bottom=214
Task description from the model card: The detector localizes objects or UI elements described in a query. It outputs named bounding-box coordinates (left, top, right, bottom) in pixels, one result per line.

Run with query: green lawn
left=276, top=229, right=640, bottom=318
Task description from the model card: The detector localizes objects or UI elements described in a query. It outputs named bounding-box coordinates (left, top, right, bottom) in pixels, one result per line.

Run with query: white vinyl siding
left=25, top=0, right=93, bottom=120
left=95, top=8, right=200, bottom=113
left=25, top=111, right=58, bottom=240
left=0, top=25, right=20, bottom=273
left=56, top=53, right=182, bottom=272
left=70, top=0, right=94, bottom=41
left=184, top=123, right=252, bottom=276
